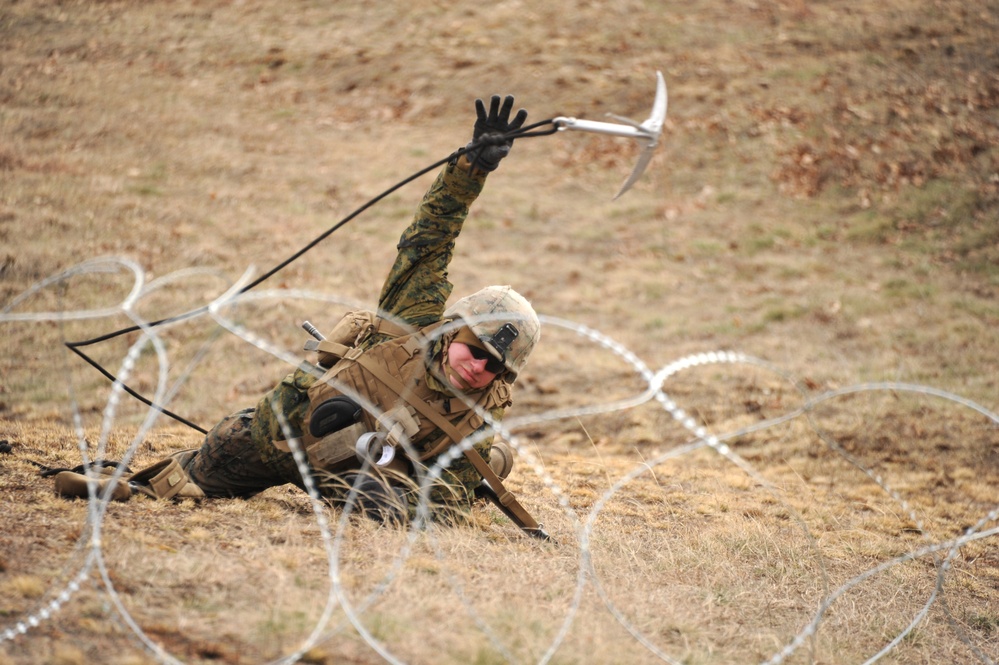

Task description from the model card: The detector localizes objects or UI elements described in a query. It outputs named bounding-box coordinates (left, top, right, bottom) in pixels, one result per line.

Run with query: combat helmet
left=444, top=285, right=540, bottom=379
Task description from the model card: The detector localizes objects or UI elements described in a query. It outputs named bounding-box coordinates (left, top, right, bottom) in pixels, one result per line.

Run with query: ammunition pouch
left=294, top=395, right=424, bottom=478
left=129, top=458, right=205, bottom=501
left=275, top=421, right=368, bottom=475
left=309, top=396, right=363, bottom=438
left=488, top=440, right=514, bottom=480
left=303, top=310, right=409, bottom=368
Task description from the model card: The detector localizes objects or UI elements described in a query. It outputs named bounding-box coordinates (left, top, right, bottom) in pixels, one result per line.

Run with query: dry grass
left=2, top=0, right=999, bottom=663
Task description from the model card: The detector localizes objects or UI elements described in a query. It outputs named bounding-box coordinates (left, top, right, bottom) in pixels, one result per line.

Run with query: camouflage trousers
left=184, top=408, right=310, bottom=498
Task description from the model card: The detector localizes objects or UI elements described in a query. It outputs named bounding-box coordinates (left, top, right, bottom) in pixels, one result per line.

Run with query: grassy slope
left=1, top=1, right=998, bottom=663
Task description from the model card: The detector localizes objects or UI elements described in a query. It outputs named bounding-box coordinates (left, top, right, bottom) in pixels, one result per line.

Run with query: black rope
left=65, top=343, right=210, bottom=434
left=66, top=120, right=561, bottom=434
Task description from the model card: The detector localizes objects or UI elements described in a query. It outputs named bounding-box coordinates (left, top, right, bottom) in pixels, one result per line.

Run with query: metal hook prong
left=552, top=71, right=668, bottom=198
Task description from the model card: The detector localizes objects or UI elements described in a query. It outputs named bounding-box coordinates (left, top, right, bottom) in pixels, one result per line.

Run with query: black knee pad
left=309, top=396, right=363, bottom=438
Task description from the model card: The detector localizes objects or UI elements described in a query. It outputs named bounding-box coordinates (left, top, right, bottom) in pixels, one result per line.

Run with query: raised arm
left=375, top=158, right=486, bottom=328
left=376, top=95, right=528, bottom=329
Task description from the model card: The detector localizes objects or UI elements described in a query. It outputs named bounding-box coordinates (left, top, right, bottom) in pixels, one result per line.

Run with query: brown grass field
left=2, top=0, right=998, bottom=663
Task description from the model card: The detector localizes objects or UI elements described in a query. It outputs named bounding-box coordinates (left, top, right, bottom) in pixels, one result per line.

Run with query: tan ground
left=1, top=1, right=997, bottom=663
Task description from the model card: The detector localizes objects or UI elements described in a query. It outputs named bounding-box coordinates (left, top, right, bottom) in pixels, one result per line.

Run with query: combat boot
left=54, top=468, right=132, bottom=502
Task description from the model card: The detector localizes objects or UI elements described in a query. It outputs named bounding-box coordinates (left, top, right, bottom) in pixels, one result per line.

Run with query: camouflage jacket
left=253, top=157, right=501, bottom=517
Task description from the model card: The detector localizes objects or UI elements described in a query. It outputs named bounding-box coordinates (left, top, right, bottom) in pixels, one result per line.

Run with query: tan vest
left=295, top=320, right=512, bottom=474
left=293, top=314, right=546, bottom=538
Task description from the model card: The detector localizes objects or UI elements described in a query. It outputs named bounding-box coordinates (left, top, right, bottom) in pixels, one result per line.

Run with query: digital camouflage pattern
left=186, top=408, right=307, bottom=497
left=186, top=158, right=502, bottom=519
left=443, top=285, right=541, bottom=378
left=377, top=158, right=487, bottom=331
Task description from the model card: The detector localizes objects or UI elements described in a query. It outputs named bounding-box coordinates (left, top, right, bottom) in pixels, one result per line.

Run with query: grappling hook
left=552, top=70, right=668, bottom=199
left=66, top=71, right=670, bottom=442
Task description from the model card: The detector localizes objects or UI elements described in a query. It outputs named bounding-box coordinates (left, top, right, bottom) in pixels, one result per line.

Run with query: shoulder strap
left=417, top=402, right=485, bottom=462
left=352, top=352, right=546, bottom=539
left=373, top=315, right=410, bottom=339
left=305, top=338, right=353, bottom=359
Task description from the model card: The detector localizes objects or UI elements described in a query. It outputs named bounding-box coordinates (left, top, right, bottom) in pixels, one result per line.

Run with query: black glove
left=465, top=94, right=528, bottom=173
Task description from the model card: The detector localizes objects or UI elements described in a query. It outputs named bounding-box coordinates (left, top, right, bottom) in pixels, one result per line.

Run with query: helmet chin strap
left=445, top=367, right=473, bottom=392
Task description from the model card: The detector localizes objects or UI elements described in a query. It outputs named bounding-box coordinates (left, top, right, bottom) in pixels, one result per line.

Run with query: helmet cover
left=443, top=285, right=540, bottom=379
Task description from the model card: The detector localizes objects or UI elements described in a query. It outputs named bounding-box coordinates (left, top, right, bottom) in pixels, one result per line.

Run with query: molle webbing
left=304, top=321, right=542, bottom=535
left=304, top=313, right=411, bottom=368
left=306, top=321, right=485, bottom=452
left=350, top=351, right=541, bottom=533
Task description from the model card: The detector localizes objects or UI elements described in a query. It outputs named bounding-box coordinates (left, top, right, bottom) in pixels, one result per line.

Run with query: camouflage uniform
left=186, top=158, right=500, bottom=518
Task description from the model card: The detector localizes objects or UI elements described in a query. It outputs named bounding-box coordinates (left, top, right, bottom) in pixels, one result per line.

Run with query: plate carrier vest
left=294, top=312, right=545, bottom=537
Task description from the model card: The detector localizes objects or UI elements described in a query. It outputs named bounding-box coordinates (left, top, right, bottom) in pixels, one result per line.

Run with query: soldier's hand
left=465, top=94, right=528, bottom=173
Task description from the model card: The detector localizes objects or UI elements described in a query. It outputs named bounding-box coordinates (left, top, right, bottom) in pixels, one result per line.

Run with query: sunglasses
left=466, top=344, right=506, bottom=374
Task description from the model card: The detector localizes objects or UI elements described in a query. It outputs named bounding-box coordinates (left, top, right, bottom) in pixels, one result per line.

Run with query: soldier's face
left=445, top=341, right=498, bottom=390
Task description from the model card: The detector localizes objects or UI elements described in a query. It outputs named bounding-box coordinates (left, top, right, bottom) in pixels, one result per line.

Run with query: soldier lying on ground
left=54, top=94, right=545, bottom=531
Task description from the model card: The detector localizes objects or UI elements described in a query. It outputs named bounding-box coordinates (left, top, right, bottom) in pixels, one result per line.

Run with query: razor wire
left=2, top=259, right=998, bottom=665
